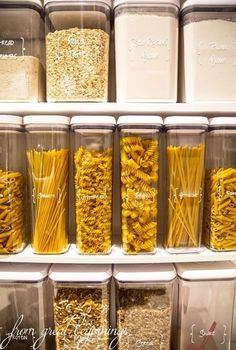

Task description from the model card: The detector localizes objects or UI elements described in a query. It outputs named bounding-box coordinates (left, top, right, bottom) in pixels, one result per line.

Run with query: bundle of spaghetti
left=121, top=136, right=159, bottom=254
left=0, top=170, right=24, bottom=253
left=74, top=147, right=112, bottom=254
left=203, top=167, right=236, bottom=250
left=27, top=149, right=69, bottom=254
left=166, top=144, right=205, bottom=249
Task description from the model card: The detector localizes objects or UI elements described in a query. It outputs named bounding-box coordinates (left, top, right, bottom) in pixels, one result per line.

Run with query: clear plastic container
left=118, top=116, right=162, bottom=254
left=24, top=116, right=70, bottom=255
left=114, top=264, right=176, bottom=350
left=0, top=116, right=26, bottom=254
left=164, top=117, right=208, bottom=253
left=176, top=262, right=236, bottom=350
left=0, top=0, right=45, bottom=102
left=45, top=0, right=112, bottom=102
left=71, top=116, right=116, bottom=255
left=114, top=0, right=179, bottom=102
left=0, top=263, right=49, bottom=350
left=180, top=0, right=236, bottom=102
left=204, top=117, right=236, bottom=251
left=49, top=264, right=112, bottom=350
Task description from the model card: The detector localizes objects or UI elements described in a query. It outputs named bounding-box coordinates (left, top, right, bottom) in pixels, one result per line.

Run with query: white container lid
left=24, top=115, right=70, bottom=125
left=176, top=262, right=236, bottom=281
left=49, top=264, right=112, bottom=283
left=2, top=0, right=43, bottom=7
left=209, top=117, right=236, bottom=127
left=0, top=115, right=23, bottom=125
left=114, top=264, right=176, bottom=282
left=117, top=115, right=163, bottom=127
left=114, top=0, right=180, bottom=9
left=164, top=116, right=208, bottom=127
left=181, top=0, right=236, bottom=11
left=0, top=263, right=49, bottom=282
left=71, top=115, right=116, bottom=127
left=44, top=0, right=112, bottom=8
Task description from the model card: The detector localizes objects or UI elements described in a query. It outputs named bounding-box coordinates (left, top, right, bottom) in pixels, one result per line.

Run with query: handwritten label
left=197, top=40, right=236, bottom=67
left=32, top=188, right=62, bottom=204
left=0, top=37, right=25, bottom=59
left=190, top=324, right=227, bottom=345
left=78, top=193, right=107, bottom=201
left=173, top=188, right=202, bottom=202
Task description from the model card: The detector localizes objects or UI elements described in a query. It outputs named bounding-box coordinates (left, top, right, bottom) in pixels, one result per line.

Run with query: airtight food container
left=24, top=116, right=70, bottom=255
left=164, top=117, right=208, bottom=253
left=0, top=116, right=26, bottom=254
left=71, top=116, right=116, bottom=255
left=45, top=0, right=112, bottom=102
left=180, top=0, right=236, bottom=102
left=114, top=0, right=179, bottom=102
left=49, top=264, right=112, bottom=350
left=0, top=0, right=45, bottom=102
left=176, top=262, right=236, bottom=350
left=0, top=263, right=49, bottom=350
left=114, top=264, right=176, bottom=350
left=117, top=116, right=163, bottom=254
left=204, top=117, right=236, bottom=251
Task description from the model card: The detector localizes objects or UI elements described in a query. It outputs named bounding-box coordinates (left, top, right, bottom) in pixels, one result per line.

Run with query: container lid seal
left=117, top=115, right=163, bottom=127
left=49, top=264, right=112, bottom=282
left=1, top=0, right=43, bottom=8
left=0, top=115, right=23, bottom=125
left=24, top=115, right=70, bottom=125
left=209, top=117, right=236, bottom=128
left=113, top=264, right=176, bottom=282
left=164, top=116, right=208, bottom=127
left=0, top=263, right=49, bottom=282
left=44, top=0, right=112, bottom=8
left=71, top=116, right=116, bottom=127
left=181, top=0, right=236, bottom=12
left=114, top=0, right=180, bottom=9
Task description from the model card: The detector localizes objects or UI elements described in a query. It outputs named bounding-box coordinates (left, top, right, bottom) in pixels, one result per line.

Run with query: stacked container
left=45, top=0, right=112, bottom=102
left=117, top=116, right=162, bottom=254
left=24, top=116, right=70, bottom=254
left=71, top=116, right=116, bottom=254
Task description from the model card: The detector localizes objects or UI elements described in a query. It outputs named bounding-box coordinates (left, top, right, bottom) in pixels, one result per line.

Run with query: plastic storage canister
left=0, top=0, right=45, bottom=102
left=0, top=116, right=26, bottom=254
left=180, top=0, right=236, bottom=102
left=24, top=116, right=70, bottom=254
left=118, top=116, right=162, bottom=254
left=49, top=264, right=112, bottom=350
left=114, top=0, right=179, bottom=102
left=45, top=0, right=112, bottom=102
left=71, top=116, right=116, bottom=255
left=164, top=117, right=208, bottom=253
left=176, top=262, right=236, bottom=350
left=114, top=264, right=176, bottom=350
left=0, top=263, right=49, bottom=350
left=204, top=117, right=236, bottom=251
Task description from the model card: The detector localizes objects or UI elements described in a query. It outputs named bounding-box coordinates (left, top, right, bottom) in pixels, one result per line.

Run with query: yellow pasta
left=27, top=149, right=69, bottom=254
left=121, top=136, right=159, bottom=254
left=204, top=167, right=236, bottom=250
left=0, top=170, right=24, bottom=254
left=74, top=147, right=112, bottom=254
left=166, top=144, right=205, bottom=250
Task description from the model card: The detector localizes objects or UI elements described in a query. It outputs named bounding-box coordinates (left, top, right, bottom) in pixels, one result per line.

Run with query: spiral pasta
left=121, top=136, right=159, bottom=254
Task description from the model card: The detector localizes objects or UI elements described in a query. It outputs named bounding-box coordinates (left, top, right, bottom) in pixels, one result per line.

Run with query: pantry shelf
left=0, top=244, right=236, bottom=264
left=1, top=102, right=236, bottom=117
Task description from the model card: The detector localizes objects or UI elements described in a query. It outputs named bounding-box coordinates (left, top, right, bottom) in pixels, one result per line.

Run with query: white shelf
left=1, top=102, right=236, bottom=117
left=0, top=244, right=236, bottom=264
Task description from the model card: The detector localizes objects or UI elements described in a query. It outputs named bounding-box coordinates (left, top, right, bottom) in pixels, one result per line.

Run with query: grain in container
left=0, top=0, right=45, bottom=102
left=49, top=264, right=111, bottom=350
left=0, top=116, right=26, bottom=254
left=180, top=0, right=236, bottom=102
left=71, top=116, right=116, bottom=254
left=117, top=116, right=162, bottom=254
left=176, top=262, right=236, bottom=350
left=0, top=263, right=49, bottom=350
left=24, top=116, right=70, bottom=255
left=45, top=0, right=112, bottom=102
left=164, top=117, right=208, bottom=253
left=114, top=0, right=179, bottom=102
left=114, top=264, right=176, bottom=350
left=204, top=117, right=236, bottom=251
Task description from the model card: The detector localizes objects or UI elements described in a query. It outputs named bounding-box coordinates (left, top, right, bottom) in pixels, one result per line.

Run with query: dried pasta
left=74, top=147, right=112, bottom=254
left=121, top=136, right=159, bottom=254
left=27, top=149, right=69, bottom=254
left=0, top=170, right=24, bottom=253
left=204, top=168, right=236, bottom=250
left=166, top=144, right=205, bottom=250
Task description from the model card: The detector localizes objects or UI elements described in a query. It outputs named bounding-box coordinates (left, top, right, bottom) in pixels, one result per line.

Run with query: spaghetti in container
left=164, top=116, right=208, bottom=253
left=204, top=117, right=236, bottom=251
left=0, top=116, right=26, bottom=254
left=24, top=115, right=69, bottom=254
left=71, top=116, right=115, bottom=254
left=117, top=116, right=162, bottom=255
